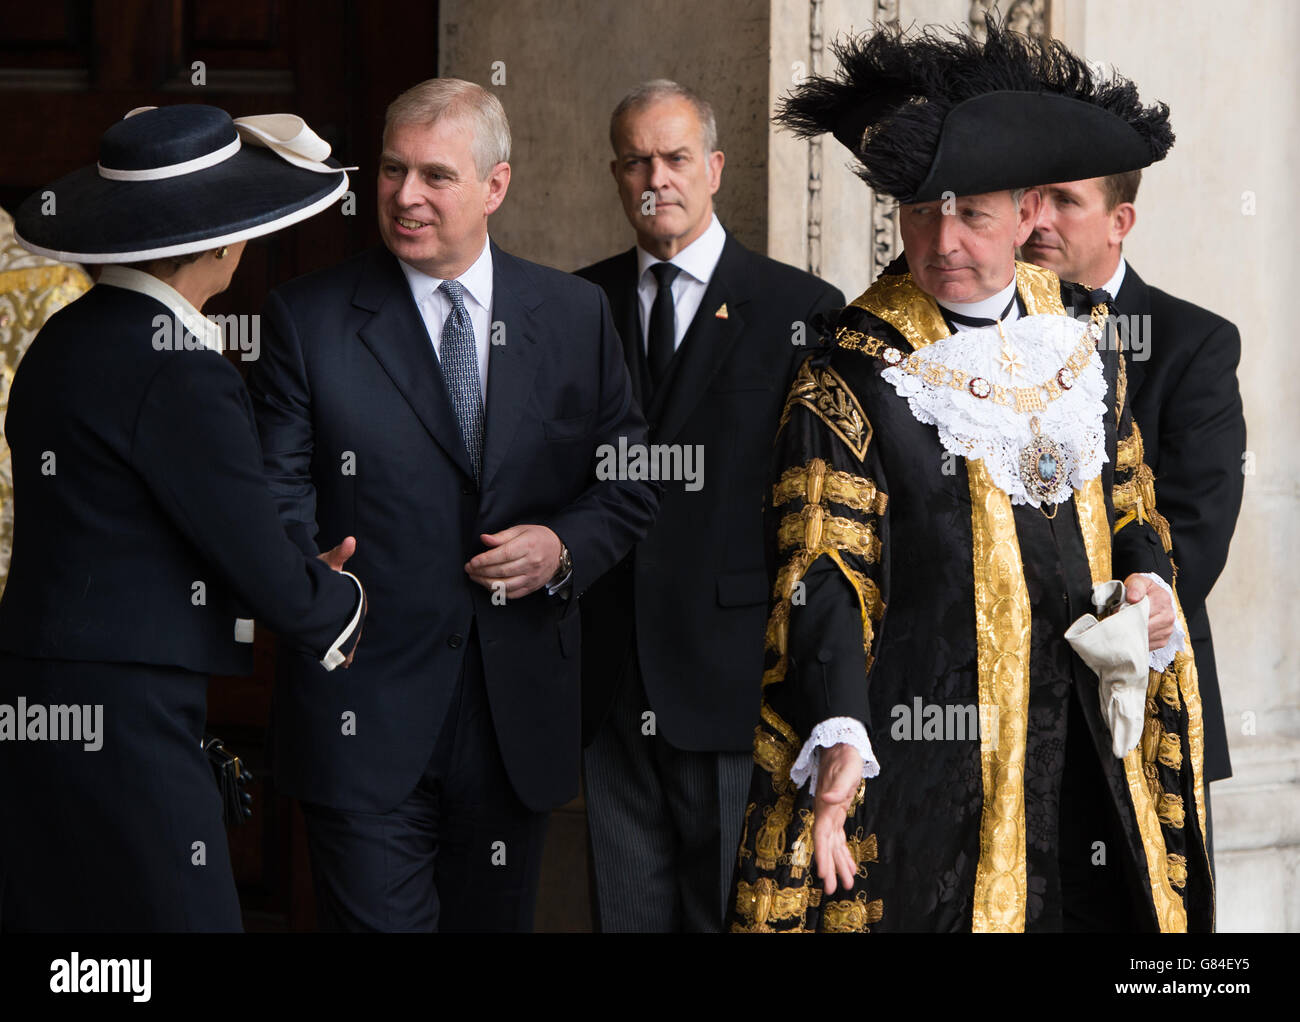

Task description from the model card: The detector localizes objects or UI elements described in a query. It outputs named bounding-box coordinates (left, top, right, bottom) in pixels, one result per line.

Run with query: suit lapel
left=604, top=249, right=650, bottom=408
left=481, top=242, right=542, bottom=492
left=1114, top=265, right=1151, bottom=398
left=650, top=234, right=749, bottom=443
left=354, top=249, right=474, bottom=479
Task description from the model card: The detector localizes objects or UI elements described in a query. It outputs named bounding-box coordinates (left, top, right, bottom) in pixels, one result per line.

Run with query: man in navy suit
left=576, top=80, right=844, bottom=931
left=246, top=78, right=659, bottom=932
left=1023, top=171, right=1246, bottom=868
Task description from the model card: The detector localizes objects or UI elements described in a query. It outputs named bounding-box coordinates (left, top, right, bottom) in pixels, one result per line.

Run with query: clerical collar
left=936, top=277, right=1019, bottom=331
left=1099, top=256, right=1127, bottom=303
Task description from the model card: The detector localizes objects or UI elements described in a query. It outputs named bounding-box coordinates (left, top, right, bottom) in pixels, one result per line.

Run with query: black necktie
left=940, top=292, right=1018, bottom=330
left=647, top=262, right=681, bottom=389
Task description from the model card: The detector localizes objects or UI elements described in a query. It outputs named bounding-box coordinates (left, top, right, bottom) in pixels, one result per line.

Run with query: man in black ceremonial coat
left=728, top=21, right=1213, bottom=933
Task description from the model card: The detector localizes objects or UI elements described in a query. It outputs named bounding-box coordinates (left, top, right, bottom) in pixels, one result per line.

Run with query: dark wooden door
left=0, top=0, right=439, bottom=931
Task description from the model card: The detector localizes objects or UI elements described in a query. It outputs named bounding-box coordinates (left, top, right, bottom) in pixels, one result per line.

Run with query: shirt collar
left=935, top=275, right=1019, bottom=322
left=1100, top=255, right=1127, bottom=303
left=636, top=213, right=726, bottom=286
left=96, top=264, right=224, bottom=352
left=398, top=235, right=494, bottom=312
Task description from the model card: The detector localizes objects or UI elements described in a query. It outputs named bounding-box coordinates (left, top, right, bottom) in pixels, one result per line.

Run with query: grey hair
left=1011, top=187, right=1027, bottom=206
left=383, top=78, right=511, bottom=179
left=609, top=79, right=719, bottom=155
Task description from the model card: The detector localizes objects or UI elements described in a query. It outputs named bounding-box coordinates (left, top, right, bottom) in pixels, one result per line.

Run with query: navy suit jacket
left=248, top=243, right=659, bottom=813
left=1114, top=265, right=1245, bottom=782
left=0, top=284, right=361, bottom=672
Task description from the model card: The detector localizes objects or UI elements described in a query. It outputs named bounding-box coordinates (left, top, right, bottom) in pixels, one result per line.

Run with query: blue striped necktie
left=437, top=279, right=485, bottom=479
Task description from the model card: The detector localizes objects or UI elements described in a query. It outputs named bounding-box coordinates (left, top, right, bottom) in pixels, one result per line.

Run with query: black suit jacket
left=247, top=243, right=658, bottom=814
left=1113, top=264, right=1245, bottom=782
left=575, top=233, right=844, bottom=752
left=0, top=284, right=362, bottom=671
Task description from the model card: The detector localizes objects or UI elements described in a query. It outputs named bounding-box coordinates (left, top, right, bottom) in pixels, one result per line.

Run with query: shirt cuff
left=545, top=566, right=573, bottom=598
left=790, top=716, right=881, bottom=796
left=1139, top=571, right=1186, bottom=673
left=320, top=570, right=365, bottom=671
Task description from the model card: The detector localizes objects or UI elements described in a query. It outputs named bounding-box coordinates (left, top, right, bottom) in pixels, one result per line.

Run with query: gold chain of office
left=836, top=307, right=1107, bottom=417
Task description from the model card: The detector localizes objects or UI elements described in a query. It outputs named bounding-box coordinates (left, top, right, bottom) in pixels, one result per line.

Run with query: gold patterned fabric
left=0, top=208, right=92, bottom=595
left=966, top=457, right=1032, bottom=931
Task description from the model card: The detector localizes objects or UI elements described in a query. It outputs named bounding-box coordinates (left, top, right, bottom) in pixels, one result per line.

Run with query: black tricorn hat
left=776, top=17, right=1173, bottom=203
left=14, top=104, right=351, bottom=263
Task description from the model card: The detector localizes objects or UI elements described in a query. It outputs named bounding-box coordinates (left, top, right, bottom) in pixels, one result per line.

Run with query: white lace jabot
left=880, top=313, right=1108, bottom=506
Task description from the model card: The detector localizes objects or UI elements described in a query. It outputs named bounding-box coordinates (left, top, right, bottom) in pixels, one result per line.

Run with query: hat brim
left=12, top=146, right=349, bottom=263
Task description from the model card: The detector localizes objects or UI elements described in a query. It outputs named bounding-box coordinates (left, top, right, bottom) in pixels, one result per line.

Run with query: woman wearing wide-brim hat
left=0, top=105, right=366, bottom=932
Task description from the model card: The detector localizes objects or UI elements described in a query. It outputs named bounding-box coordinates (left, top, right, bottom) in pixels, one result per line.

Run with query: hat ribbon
left=234, top=114, right=358, bottom=173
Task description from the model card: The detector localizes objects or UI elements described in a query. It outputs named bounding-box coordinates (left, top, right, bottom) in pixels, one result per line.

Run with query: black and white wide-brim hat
left=13, top=104, right=352, bottom=263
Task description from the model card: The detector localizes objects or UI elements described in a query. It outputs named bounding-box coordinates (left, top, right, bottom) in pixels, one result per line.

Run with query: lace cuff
left=1139, top=572, right=1186, bottom=673
left=790, top=717, right=881, bottom=796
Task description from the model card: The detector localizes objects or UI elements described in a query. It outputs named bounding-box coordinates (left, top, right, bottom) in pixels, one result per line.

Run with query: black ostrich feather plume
left=775, top=16, right=1173, bottom=201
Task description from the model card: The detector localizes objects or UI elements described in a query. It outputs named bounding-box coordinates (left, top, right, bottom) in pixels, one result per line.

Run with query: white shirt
left=635, top=213, right=727, bottom=351
left=1100, top=256, right=1128, bottom=304
left=399, top=237, right=493, bottom=401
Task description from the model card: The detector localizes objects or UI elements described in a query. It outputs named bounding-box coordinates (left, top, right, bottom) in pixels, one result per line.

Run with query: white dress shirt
left=635, top=213, right=727, bottom=351
left=1100, top=256, right=1128, bottom=303
left=398, top=236, right=494, bottom=401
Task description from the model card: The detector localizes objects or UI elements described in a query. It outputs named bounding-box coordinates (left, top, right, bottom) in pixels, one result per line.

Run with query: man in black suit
left=246, top=79, right=659, bottom=932
left=1024, top=171, right=1246, bottom=864
left=576, top=80, right=844, bottom=931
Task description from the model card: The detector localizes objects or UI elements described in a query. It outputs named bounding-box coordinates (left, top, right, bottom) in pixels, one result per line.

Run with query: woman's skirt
left=0, top=652, right=242, bottom=931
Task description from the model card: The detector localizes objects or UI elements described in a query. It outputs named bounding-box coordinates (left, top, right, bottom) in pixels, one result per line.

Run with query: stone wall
left=439, top=0, right=772, bottom=272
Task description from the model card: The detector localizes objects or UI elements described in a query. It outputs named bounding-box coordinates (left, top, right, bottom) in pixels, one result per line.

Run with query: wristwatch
left=546, top=542, right=573, bottom=596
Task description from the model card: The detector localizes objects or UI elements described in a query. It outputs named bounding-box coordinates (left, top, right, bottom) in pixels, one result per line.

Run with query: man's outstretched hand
left=1123, top=572, right=1175, bottom=650
left=465, top=525, right=562, bottom=599
left=813, top=742, right=865, bottom=896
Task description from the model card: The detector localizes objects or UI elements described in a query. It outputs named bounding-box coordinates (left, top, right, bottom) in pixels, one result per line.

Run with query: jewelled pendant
left=1018, top=416, right=1065, bottom=503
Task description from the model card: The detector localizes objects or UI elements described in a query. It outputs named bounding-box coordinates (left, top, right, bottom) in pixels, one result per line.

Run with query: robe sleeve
left=1111, top=333, right=1175, bottom=583
left=730, top=344, right=891, bottom=932
left=762, top=348, right=889, bottom=750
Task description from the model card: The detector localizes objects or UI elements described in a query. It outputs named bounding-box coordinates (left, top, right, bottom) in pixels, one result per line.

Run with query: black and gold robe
left=730, top=260, right=1213, bottom=933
